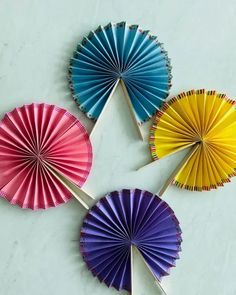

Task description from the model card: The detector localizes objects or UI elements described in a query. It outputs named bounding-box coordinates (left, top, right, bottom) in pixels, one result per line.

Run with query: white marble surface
left=0, top=0, right=236, bottom=294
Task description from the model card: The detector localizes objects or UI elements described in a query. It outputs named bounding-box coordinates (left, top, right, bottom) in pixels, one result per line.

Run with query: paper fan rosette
left=80, top=189, right=182, bottom=292
left=150, top=89, right=236, bottom=191
left=69, top=22, right=172, bottom=139
left=0, top=103, right=92, bottom=209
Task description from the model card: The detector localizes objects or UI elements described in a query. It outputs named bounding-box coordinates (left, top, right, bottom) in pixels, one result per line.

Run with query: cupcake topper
left=142, top=90, right=236, bottom=195
left=69, top=22, right=172, bottom=140
left=80, top=189, right=182, bottom=294
left=0, top=103, right=93, bottom=210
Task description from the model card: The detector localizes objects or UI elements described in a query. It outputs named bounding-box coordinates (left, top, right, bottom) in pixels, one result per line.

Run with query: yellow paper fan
left=150, top=89, right=236, bottom=191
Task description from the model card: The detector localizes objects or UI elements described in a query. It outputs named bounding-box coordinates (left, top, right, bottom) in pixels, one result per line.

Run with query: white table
left=0, top=0, right=235, bottom=294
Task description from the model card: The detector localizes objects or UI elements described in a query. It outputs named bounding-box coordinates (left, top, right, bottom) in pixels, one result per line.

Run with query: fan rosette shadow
left=80, top=189, right=182, bottom=292
left=0, top=103, right=92, bottom=210
left=150, top=89, right=236, bottom=191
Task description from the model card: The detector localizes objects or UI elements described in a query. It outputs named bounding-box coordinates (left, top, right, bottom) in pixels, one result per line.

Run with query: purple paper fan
left=80, top=189, right=182, bottom=292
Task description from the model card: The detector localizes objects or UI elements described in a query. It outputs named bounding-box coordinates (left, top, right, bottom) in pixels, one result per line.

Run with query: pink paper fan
left=0, top=103, right=92, bottom=210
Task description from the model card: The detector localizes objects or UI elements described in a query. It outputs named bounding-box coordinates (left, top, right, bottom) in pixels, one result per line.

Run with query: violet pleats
left=80, top=189, right=182, bottom=292
left=0, top=103, right=92, bottom=210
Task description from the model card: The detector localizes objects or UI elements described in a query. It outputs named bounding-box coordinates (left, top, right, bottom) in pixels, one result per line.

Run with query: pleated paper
left=69, top=22, right=172, bottom=123
left=150, top=90, right=236, bottom=191
left=0, top=103, right=92, bottom=209
left=80, top=189, right=182, bottom=292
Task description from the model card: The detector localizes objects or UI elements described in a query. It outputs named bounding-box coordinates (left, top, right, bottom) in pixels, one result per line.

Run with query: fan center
left=194, top=135, right=206, bottom=144
left=126, top=238, right=138, bottom=246
left=36, top=153, right=44, bottom=162
left=30, top=150, right=44, bottom=164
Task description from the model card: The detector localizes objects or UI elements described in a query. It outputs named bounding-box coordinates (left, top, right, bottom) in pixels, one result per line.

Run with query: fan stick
left=90, top=79, right=120, bottom=140
left=137, top=142, right=196, bottom=171
left=158, top=144, right=199, bottom=197
left=131, top=245, right=167, bottom=295
left=120, top=80, right=144, bottom=141
left=43, top=162, right=94, bottom=210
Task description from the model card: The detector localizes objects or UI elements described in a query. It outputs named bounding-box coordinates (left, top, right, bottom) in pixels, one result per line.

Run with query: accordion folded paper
left=150, top=90, right=236, bottom=192
left=80, top=189, right=182, bottom=293
left=0, top=103, right=92, bottom=210
left=69, top=21, right=172, bottom=139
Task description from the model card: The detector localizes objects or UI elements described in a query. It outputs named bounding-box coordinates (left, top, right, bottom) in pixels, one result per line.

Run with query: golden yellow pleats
left=150, top=89, right=236, bottom=191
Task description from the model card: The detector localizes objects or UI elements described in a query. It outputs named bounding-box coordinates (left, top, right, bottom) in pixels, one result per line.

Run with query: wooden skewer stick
left=158, top=144, right=199, bottom=197
left=131, top=244, right=134, bottom=295
left=131, top=245, right=167, bottom=295
left=43, top=161, right=94, bottom=210
left=137, top=142, right=197, bottom=172
left=90, top=79, right=120, bottom=140
left=120, top=79, right=144, bottom=141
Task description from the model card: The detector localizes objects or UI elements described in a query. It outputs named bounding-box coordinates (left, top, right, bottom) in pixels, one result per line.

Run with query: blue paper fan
left=69, top=22, right=172, bottom=124
left=80, top=189, right=182, bottom=292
